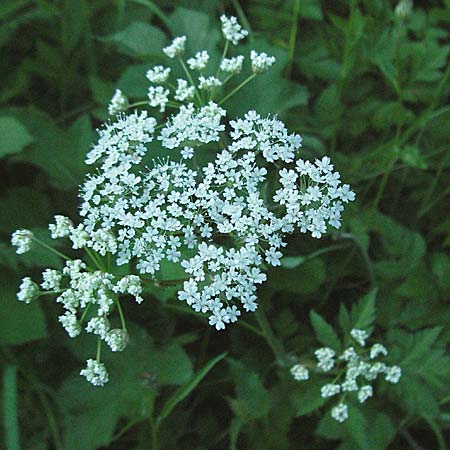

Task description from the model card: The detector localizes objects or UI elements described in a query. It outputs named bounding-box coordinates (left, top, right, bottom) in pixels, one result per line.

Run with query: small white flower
left=86, top=316, right=110, bottom=339
left=80, top=359, right=109, bottom=386
left=163, top=36, right=186, bottom=58
left=105, top=329, right=129, bottom=352
left=181, top=146, right=194, bottom=159
left=350, top=328, right=370, bottom=347
left=341, top=378, right=358, bottom=392
left=358, top=385, right=373, bottom=403
left=220, top=15, right=248, bottom=45
left=250, top=50, right=276, bottom=73
left=370, top=343, right=388, bottom=359
left=108, top=89, right=129, bottom=115
left=187, top=50, right=209, bottom=70
left=321, top=384, right=341, bottom=398
left=290, top=364, right=309, bottom=381
left=41, top=269, right=62, bottom=291
left=315, top=347, right=335, bottom=372
left=146, top=65, right=171, bottom=83
left=11, top=229, right=33, bottom=254
left=198, top=76, right=222, bottom=91
left=220, top=55, right=244, bottom=74
left=331, top=403, right=348, bottom=422
left=59, top=311, right=81, bottom=338
left=17, top=277, right=39, bottom=303
left=385, top=365, right=402, bottom=384
left=49, top=215, right=73, bottom=239
left=148, top=86, right=170, bottom=112
left=174, top=79, right=195, bottom=101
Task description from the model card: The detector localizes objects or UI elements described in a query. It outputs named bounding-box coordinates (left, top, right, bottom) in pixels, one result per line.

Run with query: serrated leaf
left=351, top=289, right=377, bottom=332
left=310, top=310, right=341, bottom=351
left=292, top=380, right=327, bottom=416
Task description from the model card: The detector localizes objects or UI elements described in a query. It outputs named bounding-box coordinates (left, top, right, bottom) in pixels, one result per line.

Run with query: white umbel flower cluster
left=250, top=51, right=276, bottom=74
left=12, top=15, right=355, bottom=385
left=11, top=229, right=34, bottom=254
left=163, top=35, right=186, bottom=58
left=291, top=329, right=401, bottom=422
left=17, top=277, right=39, bottom=303
left=290, top=364, right=309, bottom=381
left=80, top=359, right=109, bottom=386
left=220, top=15, right=248, bottom=45
left=187, top=50, right=209, bottom=71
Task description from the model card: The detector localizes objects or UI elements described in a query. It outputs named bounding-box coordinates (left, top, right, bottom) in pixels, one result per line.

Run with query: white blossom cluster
left=108, top=15, right=274, bottom=118
left=220, top=15, right=248, bottom=45
left=11, top=229, right=34, bottom=254
left=12, top=15, right=355, bottom=385
left=291, top=329, right=401, bottom=422
left=108, top=89, right=129, bottom=115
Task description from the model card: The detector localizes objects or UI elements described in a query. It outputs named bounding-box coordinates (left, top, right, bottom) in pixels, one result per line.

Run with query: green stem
left=287, top=0, right=300, bottom=78
left=31, top=237, right=71, bottom=261
left=128, top=100, right=150, bottom=108
left=79, top=303, right=92, bottom=324
left=96, top=337, right=101, bottom=362
left=218, top=73, right=256, bottom=105
left=114, top=299, right=127, bottom=331
left=178, top=57, right=203, bottom=105
left=150, top=417, right=159, bottom=450
left=85, top=248, right=105, bottom=271
left=215, top=40, right=229, bottom=78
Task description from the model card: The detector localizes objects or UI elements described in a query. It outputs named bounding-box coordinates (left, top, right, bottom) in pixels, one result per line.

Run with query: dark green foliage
left=1, top=1, right=449, bottom=449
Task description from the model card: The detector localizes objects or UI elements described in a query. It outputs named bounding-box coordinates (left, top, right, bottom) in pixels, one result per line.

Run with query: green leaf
left=104, top=22, right=166, bottom=58
left=169, top=8, right=220, bottom=55
left=157, top=352, right=226, bottom=423
left=269, top=258, right=326, bottom=294
left=8, top=108, right=93, bottom=190
left=0, top=187, right=52, bottom=233
left=292, top=380, right=327, bottom=416
left=3, top=365, right=20, bottom=450
left=350, top=289, right=377, bottom=332
left=400, top=145, right=428, bottom=169
left=0, top=271, right=47, bottom=345
left=152, top=344, right=193, bottom=386
left=310, top=310, right=341, bottom=351
left=61, top=0, right=89, bottom=53
left=0, top=116, right=33, bottom=157
left=228, top=359, right=271, bottom=422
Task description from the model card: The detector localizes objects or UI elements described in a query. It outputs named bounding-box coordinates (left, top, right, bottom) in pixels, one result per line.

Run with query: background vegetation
left=1, top=0, right=449, bottom=449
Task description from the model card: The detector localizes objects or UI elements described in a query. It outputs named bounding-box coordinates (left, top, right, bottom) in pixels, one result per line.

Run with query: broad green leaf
left=104, top=22, right=166, bottom=58
left=0, top=271, right=47, bottom=345
left=269, top=258, right=326, bottom=294
left=228, top=359, right=271, bottom=422
left=152, top=344, right=193, bottom=386
left=0, top=187, right=52, bottom=233
left=0, top=116, right=33, bottom=157
left=169, top=8, right=220, bottom=55
left=157, top=352, right=226, bottom=423
left=61, top=0, right=89, bottom=53
left=7, top=108, right=93, bottom=190
left=310, top=310, right=341, bottom=351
